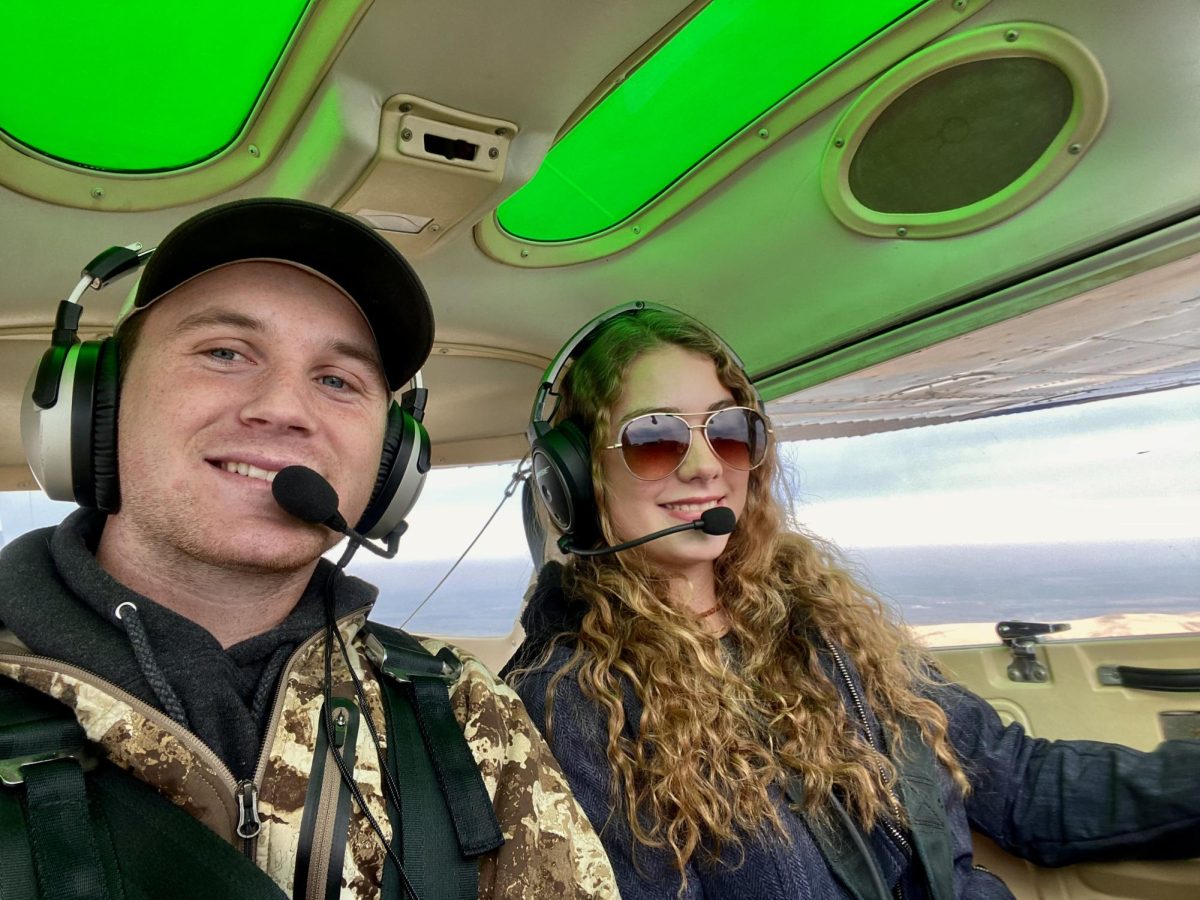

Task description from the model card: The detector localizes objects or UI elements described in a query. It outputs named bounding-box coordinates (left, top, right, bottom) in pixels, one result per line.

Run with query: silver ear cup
left=356, top=407, right=430, bottom=540
left=21, top=347, right=79, bottom=502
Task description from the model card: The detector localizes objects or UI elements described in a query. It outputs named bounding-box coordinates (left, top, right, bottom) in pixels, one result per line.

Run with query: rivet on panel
left=952, top=0, right=967, bottom=10
left=1004, top=29, right=1019, bottom=42
left=494, top=127, right=507, bottom=136
left=248, top=144, right=260, bottom=158
left=834, top=137, right=845, bottom=148
left=632, top=225, right=642, bottom=235
left=430, top=224, right=440, bottom=232
left=519, top=249, right=529, bottom=258
left=1068, top=142, right=1082, bottom=155
left=896, top=226, right=909, bottom=237
left=757, top=128, right=769, bottom=139
left=400, top=128, right=413, bottom=142
left=488, top=147, right=500, bottom=159
left=90, top=187, right=105, bottom=200
left=399, top=103, right=413, bottom=113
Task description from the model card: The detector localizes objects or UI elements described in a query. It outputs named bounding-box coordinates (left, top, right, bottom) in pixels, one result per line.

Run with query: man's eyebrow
left=172, top=309, right=265, bottom=336
left=326, top=338, right=386, bottom=380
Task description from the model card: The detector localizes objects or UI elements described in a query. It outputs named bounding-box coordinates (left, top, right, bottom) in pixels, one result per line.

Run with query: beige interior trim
left=338, top=95, right=518, bottom=259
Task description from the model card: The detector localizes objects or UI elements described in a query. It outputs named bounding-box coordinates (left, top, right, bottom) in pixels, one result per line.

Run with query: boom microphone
left=271, top=465, right=347, bottom=531
left=562, top=506, right=737, bottom=557
left=272, top=465, right=402, bottom=559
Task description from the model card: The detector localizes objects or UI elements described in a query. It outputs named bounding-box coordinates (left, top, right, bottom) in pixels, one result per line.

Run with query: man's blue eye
left=210, top=348, right=238, bottom=361
left=321, top=374, right=347, bottom=389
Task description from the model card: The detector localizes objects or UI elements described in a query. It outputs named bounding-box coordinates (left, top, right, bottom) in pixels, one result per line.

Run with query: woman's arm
left=937, top=680, right=1200, bottom=866
left=515, top=660, right=704, bottom=899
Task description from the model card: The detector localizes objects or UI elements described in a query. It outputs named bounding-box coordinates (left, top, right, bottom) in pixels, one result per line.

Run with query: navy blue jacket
left=509, top=563, right=1200, bottom=899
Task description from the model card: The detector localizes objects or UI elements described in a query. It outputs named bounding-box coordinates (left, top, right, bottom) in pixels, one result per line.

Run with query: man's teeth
left=221, top=461, right=278, bottom=483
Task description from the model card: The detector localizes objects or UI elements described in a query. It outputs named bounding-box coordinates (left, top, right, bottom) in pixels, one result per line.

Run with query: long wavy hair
left=518, top=307, right=967, bottom=876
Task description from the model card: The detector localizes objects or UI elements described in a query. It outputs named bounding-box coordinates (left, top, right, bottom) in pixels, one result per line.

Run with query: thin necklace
left=697, top=604, right=723, bottom=619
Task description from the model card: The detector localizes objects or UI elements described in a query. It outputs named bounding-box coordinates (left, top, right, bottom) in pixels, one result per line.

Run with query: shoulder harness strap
left=0, top=675, right=285, bottom=899
left=895, top=718, right=954, bottom=900
left=364, top=623, right=504, bottom=900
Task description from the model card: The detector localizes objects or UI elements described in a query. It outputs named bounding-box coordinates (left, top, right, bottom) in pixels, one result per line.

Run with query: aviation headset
left=527, top=300, right=761, bottom=550
left=21, top=244, right=430, bottom=541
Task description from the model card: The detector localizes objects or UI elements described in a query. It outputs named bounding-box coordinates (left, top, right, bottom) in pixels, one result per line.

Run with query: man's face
left=111, top=261, right=390, bottom=574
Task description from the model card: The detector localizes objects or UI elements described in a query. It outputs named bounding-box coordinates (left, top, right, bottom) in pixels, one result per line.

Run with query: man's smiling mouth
left=216, top=461, right=279, bottom=483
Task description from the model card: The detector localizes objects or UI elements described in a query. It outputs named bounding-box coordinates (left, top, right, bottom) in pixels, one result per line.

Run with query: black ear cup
left=56, top=337, right=116, bottom=510
left=355, top=398, right=430, bottom=540
left=529, top=418, right=597, bottom=549
left=90, top=337, right=121, bottom=511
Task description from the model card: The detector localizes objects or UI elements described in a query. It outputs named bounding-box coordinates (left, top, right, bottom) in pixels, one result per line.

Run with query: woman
left=506, top=302, right=1199, bottom=899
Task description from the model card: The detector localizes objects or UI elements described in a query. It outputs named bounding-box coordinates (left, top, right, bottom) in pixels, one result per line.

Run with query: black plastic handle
left=1098, top=665, right=1200, bottom=692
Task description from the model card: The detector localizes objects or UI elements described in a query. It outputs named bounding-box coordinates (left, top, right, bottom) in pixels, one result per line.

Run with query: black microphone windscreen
left=272, top=465, right=341, bottom=526
left=699, top=506, right=736, bottom=536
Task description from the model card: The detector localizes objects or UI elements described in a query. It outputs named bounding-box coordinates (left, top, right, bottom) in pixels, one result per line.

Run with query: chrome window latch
left=996, top=620, right=1070, bottom=683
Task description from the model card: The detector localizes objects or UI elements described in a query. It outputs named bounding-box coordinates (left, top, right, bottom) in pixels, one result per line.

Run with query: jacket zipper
left=0, top=605, right=372, bottom=866
left=822, top=639, right=912, bottom=858
left=240, top=607, right=374, bottom=867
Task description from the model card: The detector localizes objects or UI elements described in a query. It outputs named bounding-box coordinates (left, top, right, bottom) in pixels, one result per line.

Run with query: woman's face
left=599, top=344, right=750, bottom=578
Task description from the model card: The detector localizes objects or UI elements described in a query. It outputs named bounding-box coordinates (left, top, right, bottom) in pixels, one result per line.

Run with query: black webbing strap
left=895, top=719, right=954, bottom=900
left=0, top=679, right=110, bottom=900
left=366, top=624, right=504, bottom=898
left=785, top=776, right=889, bottom=900
left=0, top=676, right=287, bottom=900
left=380, top=673, right=474, bottom=900
left=785, top=719, right=954, bottom=900
left=23, top=759, right=110, bottom=900
left=294, top=695, right=361, bottom=900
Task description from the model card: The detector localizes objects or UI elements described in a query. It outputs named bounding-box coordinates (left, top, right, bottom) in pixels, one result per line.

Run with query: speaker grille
left=848, top=58, right=1073, bottom=213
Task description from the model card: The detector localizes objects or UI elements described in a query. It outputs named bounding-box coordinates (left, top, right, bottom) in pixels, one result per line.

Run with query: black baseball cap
left=122, top=197, right=434, bottom=391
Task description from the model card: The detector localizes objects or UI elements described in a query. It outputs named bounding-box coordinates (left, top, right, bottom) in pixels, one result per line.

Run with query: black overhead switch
left=423, top=133, right=478, bottom=162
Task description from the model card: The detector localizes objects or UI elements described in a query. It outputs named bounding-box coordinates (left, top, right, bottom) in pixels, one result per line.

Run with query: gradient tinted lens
left=706, top=407, right=769, bottom=471
left=620, top=414, right=692, bottom=479
left=619, top=408, right=769, bottom=479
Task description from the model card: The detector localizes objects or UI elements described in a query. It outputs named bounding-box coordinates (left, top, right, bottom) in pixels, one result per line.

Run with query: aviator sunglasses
left=605, top=406, right=772, bottom=481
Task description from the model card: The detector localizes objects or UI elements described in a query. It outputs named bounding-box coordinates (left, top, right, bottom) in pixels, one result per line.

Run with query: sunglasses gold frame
left=604, top=406, right=773, bottom=481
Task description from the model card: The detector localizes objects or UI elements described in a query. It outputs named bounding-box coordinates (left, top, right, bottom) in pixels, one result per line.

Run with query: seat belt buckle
left=0, top=748, right=97, bottom=786
left=365, top=633, right=463, bottom=684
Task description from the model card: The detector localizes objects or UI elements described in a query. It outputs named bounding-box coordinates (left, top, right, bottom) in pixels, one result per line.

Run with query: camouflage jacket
left=0, top=612, right=618, bottom=899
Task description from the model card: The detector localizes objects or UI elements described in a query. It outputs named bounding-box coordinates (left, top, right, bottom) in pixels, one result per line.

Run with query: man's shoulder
left=0, top=523, right=58, bottom=568
left=411, top=634, right=530, bottom=720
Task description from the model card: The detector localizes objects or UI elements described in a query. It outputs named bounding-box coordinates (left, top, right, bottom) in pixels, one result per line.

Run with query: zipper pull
left=236, top=779, right=261, bottom=839
left=333, top=706, right=350, bottom=749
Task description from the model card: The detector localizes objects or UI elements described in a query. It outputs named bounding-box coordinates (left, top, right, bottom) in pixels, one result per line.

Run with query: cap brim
left=132, top=198, right=433, bottom=391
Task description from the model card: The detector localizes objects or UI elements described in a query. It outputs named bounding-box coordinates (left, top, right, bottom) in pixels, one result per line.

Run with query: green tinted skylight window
left=497, top=0, right=922, bottom=243
left=0, top=1, right=309, bottom=172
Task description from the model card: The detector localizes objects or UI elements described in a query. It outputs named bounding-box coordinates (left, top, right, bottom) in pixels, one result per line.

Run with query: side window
left=0, top=492, right=77, bottom=545
left=777, top=385, right=1200, bottom=647
left=351, top=463, right=533, bottom=636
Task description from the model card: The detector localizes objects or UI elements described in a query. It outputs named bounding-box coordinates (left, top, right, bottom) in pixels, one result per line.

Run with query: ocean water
left=359, top=538, right=1200, bottom=636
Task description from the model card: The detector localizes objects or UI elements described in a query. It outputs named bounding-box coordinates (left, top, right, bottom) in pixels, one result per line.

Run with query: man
left=0, top=198, right=617, bottom=899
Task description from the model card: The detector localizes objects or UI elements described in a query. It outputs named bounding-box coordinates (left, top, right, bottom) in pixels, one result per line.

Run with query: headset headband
left=528, top=300, right=755, bottom=441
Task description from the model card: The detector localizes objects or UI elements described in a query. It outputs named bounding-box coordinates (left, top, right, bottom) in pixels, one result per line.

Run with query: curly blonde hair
left=519, top=307, right=967, bottom=875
